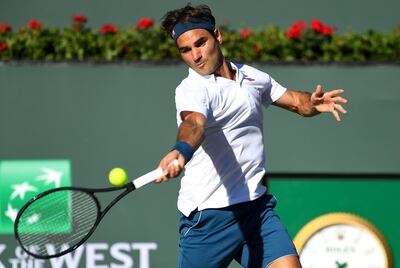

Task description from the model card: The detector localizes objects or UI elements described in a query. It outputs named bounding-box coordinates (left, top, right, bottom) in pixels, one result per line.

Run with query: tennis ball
left=108, top=167, right=128, bottom=187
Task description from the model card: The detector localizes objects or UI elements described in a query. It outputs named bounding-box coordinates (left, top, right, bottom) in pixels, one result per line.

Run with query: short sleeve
left=261, top=75, right=287, bottom=107
left=175, top=80, right=209, bottom=125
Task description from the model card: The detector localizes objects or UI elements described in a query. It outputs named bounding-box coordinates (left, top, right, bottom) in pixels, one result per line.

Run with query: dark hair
left=161, top=4, right=216, bottom=36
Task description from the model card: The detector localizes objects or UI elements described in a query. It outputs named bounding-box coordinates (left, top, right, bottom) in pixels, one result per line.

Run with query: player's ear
left=214, top=28, right=222, bottom=44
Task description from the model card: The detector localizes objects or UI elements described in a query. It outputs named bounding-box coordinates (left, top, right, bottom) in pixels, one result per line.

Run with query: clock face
left=294, top=213, right=392, bottom=268
left=300, top=224, right=387, bottom=268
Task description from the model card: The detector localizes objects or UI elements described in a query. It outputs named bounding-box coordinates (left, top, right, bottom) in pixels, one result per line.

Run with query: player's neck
left=214, top=60, right=236, bottom=81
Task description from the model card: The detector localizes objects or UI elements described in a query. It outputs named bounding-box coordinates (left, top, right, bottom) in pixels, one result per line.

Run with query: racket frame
left=14, top=182, right=136, bottom=259
left=14, top=161, right=175, bottom=259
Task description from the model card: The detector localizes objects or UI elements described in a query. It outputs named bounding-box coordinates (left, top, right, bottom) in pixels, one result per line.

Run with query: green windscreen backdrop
left=1, top=0, right=400, bottom=266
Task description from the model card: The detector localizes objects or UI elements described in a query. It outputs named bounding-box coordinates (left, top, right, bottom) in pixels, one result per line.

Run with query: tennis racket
left=14, top=160, right=178, bottom=259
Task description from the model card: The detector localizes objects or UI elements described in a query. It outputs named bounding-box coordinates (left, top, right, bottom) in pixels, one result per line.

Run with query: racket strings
left=16, top=189, right=99, bottom=257
left=19, top=204, right=98, bottom=248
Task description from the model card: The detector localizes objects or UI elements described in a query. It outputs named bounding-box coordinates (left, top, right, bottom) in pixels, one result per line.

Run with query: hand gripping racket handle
left=132, top=159, right=179, bottom=189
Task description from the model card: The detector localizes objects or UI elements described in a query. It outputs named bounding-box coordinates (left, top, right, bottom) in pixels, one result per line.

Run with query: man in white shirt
left=155, top=4, right=347, bottom=268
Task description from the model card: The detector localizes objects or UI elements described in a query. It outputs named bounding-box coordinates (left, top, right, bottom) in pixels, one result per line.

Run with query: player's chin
left=191, top=64, right=212, bottom=76
left=196, top=68, right=213, bottom=76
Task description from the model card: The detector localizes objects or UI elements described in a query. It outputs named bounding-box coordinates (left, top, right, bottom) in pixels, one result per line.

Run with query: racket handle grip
left=132, top=159, right=179, bottom=189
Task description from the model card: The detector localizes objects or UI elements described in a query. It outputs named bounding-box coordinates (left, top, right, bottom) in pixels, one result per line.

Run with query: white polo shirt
left=175, top=62, right=286, bottom=216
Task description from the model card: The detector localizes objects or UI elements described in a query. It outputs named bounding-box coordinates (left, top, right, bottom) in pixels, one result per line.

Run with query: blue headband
left=171, top=17, right=215, bottom=42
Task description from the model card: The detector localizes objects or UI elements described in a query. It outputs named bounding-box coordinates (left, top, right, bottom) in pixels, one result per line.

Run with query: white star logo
left=36, top=167, right=63, bottom=188
left=5, top=203, right=18, bottom=222
left=27, top=213, right=41, bottom=224
left=10, top=182, right=38, bottom=200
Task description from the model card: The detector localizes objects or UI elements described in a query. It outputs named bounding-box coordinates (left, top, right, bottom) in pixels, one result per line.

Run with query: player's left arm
left=273, top=84, right=348, bottom=121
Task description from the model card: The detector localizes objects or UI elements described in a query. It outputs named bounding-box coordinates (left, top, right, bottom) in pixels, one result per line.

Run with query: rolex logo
left=337, top=230, right=345, bottom=240
left=336, top=261, right=348, bottom=268
left=0, top=160, right=72, bottom=234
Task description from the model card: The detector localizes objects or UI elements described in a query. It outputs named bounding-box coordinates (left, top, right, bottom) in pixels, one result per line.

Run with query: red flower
left=0, top=23, right=11, bottom=33
left=286, top=27, right=302, bottom=39
left=311, top=19, right=325, bottom=33
left=321, top=25, right=334, bottom=36
left=0, top=42, right=8, bottom=52
left=135, top=18, right=154, bottom=30
left=286, top=20, right=307, bottom=39
left=100, top=24, right=118, bottom=34
left=240, top=27, right=254, bottom=40
left=72, top=15, right=87, bottom=24
left=253, top=44, right=262, bottom=55
left=292, top=21, right=307, bottom=31
left=310, top=19, right=334, bottom=35
left=27, top=20, right=42, bottom=30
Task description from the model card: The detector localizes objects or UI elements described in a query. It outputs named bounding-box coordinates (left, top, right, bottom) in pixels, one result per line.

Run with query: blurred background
left=1, top=0, right=399, bottom=267
left=1, top=0, right=400, bottom=32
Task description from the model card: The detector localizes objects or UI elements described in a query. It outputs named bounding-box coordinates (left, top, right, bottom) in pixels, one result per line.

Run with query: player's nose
left=191, top=48, right=202, bottom=62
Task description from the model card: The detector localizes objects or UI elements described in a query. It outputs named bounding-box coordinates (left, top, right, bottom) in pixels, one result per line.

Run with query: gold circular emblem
left=293, top=212, right=393, bottom=268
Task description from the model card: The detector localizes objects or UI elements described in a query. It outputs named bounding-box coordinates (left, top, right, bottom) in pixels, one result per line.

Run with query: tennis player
left=155, top=4, right=347, bottom=268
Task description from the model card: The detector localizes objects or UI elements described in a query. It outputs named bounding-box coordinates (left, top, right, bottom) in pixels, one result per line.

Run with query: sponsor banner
left=0, top=242, right=158, bottom=268
left=0, top=160, right=72, bottom=234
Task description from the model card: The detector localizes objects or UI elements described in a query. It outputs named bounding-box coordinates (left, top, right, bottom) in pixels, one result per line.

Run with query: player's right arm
left=177, top=111, right=206, bottom=150
left=155, top=111, right=206, bottom=183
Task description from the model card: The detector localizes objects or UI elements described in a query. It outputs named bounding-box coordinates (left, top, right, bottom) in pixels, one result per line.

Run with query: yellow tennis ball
left=108, top=167, right=128, bottom=187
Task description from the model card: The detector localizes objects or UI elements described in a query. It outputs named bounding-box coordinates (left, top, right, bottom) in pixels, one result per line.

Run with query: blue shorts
left=178, top=194, right=298, bottom=268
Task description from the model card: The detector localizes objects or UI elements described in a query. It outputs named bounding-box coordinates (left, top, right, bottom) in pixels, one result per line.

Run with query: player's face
left=176, top=28, right=224, bottom=76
